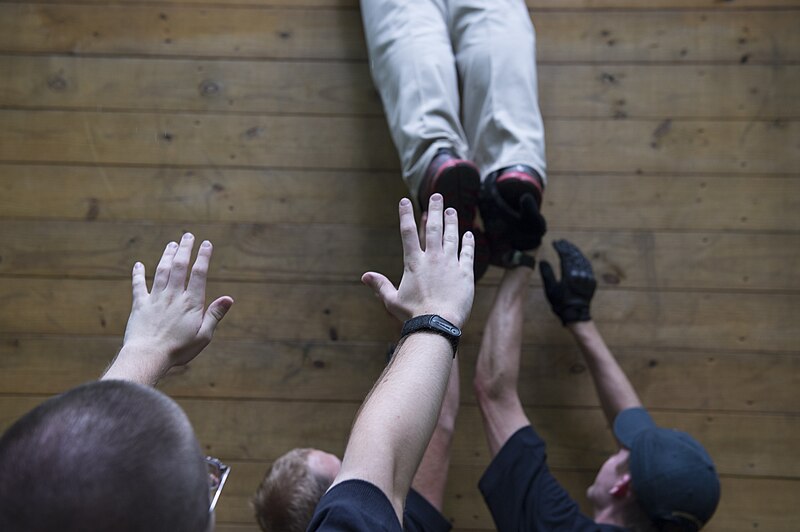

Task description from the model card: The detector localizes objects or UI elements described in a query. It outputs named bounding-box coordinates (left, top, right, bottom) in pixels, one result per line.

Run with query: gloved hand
left=539, top=239, right=596, bottom=325
left=480, top=178, right=547, bottom=269
left=511, top=193, right=547, bottom=251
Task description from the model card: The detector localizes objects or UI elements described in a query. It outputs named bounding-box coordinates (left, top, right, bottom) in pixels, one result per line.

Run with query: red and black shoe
left=418, top=148, right=488, bottom=280
left=480, top=164, right=547, bottom=269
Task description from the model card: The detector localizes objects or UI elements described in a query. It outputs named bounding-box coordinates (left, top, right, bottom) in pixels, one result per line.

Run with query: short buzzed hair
left=252, top=448, right=331, bottom=532
left=0, top=380, right=211, bottom=532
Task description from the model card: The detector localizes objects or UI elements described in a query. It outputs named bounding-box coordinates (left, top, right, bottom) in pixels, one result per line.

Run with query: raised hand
left=361, top=194, right=475, bottom=328
left=539, top=239, right=596, bottom=326
left=104, top=233, right=233, bottom=385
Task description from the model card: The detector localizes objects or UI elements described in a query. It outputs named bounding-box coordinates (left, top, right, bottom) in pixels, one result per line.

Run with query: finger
left=398, top=198, right=422, bottom=263
left=425, top=193, right=445, bottom=252
left=442, top=207, right=459, bottom=257
left=152, top=241, right=179, bottom=292
left=521, top=194, right=548, bottom=238
left=459, top=231, right=475, bottom=273
left=187, top=240, right=212, bottom=304
left=131, top=262, right=148, bottom=300
left=553, top=239, right=572, bottom=278
left=519, top=194, right=537, bottom=224
left=539, top=260, right=558, bottom=293
left=418, top=212, right=428, bottom=250
left=198, top=296, right=234, bottom=341
left=167, top=232, right=195, bottom=290
left=361, top=271, right=398, bottom=307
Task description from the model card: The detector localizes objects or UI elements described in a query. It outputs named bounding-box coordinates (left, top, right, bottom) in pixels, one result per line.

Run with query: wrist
left=401, top=314, right=461, bottom=355
left=567, top=319, right=597, bottom=339
left=118, top=342, right=173, bottom=373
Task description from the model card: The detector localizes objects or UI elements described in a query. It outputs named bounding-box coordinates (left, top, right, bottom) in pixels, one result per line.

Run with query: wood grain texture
left=2, top=110, right=798, bottom=174
left=4, top=55, right=798, bottom=119
left=1, top=220, right=798, bottom=291
left=0, top=278, right=797, bottom=352
left=1, top=335, right=796, bottom=413
left=1, top=6, right=798, bottom=62
left=1, top=165, right=797, bottom=231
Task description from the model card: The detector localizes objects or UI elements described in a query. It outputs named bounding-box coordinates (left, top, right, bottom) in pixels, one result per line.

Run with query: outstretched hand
left=539, top=239, right=596, bottom=326
left=361, top=194, right=475, bottom=328
left=104, top=233, right=233, bottom=385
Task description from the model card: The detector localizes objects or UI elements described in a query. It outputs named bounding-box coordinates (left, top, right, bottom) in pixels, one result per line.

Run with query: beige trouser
left=360, top=0, right=547, bottom=200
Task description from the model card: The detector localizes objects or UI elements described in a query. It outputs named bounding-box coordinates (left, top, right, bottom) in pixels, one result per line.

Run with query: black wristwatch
left=400, top=314, right=461, bottom=356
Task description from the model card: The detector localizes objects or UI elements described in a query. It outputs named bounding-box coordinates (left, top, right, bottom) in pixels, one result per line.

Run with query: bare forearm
left=568, top=321, right=642, bottom=426
left=474, top=268, right=532, bottom=456
left=411, top=357, right=460, bottom=510
left=477, top=268, right=531, bottom=397
left=335, top=332, right=454, bottom=519
left=101, top=345, right=170, bottom=386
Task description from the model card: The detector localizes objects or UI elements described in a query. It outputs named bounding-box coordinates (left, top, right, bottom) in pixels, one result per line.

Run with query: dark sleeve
left=307, top=479, right=403, bottom=532
left=479, top=426, right=618, bottom=532
left=403, top=489, right=452, bottom=532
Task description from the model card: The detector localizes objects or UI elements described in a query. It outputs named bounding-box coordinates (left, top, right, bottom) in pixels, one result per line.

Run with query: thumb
left=199, top=296, right=234, bottom=340
left=361, top=272, right=398, bottom=306
left=519, top=194, right=537, bottom=224
left=539, top=261, right=558, bottom=298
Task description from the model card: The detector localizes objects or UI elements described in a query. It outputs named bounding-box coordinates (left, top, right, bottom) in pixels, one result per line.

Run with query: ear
left=609, top=473, right=632, bottom=499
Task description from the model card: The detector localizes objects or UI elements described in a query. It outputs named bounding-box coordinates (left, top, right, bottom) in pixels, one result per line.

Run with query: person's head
left=252, top=448, right=341, bottom=532
left=0, top=380, right=212, bottom=532
left=588, top=408, right=721, bottom=532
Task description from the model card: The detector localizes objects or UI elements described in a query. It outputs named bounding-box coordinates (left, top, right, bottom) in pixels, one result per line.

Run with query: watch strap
left=400, top=314, right=460, bottom=356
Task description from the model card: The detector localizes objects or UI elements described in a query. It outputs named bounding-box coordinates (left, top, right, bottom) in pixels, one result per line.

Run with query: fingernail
left=168, top=241, right=178, bottom=249
left=133, top=262, right=143, bottom=269
left=445, top=208, right=456, bottom=216
left=201, top=240, right=211, bottom=248
left=400, top=198, right=411, bottom=206
left=430, top=193, right=443, bottom=202
left=183, top=233, right=194, bottom=240
left=464, top=231, right=473, bottom=239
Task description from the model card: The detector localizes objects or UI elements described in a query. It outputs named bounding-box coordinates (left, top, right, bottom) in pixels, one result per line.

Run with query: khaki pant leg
left=449, top=0, right=547, bottom=184
left=360, top=0, right=470, bottom=199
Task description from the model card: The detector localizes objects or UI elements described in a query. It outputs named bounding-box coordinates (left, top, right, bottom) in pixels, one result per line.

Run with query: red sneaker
left=419, top=148, right=488, bottom=280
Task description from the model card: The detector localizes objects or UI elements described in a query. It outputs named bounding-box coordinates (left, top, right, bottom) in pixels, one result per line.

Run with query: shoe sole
left=426, top=161, right=481, bottom=232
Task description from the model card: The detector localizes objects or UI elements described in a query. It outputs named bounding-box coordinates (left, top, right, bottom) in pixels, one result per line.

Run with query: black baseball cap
left=613, top=408, right=721, bottom=531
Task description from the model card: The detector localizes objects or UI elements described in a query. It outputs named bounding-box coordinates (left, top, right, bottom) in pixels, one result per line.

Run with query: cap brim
left=614, top=407, right=657, bottom=448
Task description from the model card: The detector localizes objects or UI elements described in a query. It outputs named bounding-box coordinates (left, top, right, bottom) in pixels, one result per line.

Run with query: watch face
left=430, top=315, right=461, bottom=337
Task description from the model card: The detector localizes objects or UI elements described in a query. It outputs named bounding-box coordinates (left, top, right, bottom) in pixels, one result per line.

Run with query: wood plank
left=1, top=335, right=797, bottom=413
left=0, top=278, right=797, bottom=352
left=1, top=220, right=799, bottom=291
left=0, top=164, right=404, bottom=226
left=1, top=6, right=798, bottom=63
left=4, top=56, right=799, bottom=119
left=1, top=396, right=797, bottom=478
left=1, top=165, right=796, bottom=232
left=2, top=111, right=797, bottom=174
left=545, top=173, right=800, bottom=232
left=214, top=462, right=800, bottom=531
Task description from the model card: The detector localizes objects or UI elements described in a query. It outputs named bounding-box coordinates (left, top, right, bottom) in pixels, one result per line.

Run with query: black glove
left=480, top=173, right=547, bottom=268
left=539, top=239, right=596, bottom=325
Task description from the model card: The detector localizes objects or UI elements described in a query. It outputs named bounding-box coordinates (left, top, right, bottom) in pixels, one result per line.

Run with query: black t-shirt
left=479, top=426, right=627, bottom=532
left=405, top=488, right=452, bottom=532
left=308, top=479, right=452, bottom=532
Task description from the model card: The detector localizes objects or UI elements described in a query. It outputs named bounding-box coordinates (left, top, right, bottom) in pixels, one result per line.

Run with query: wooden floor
left=1, top=1, right=798, bottom=530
